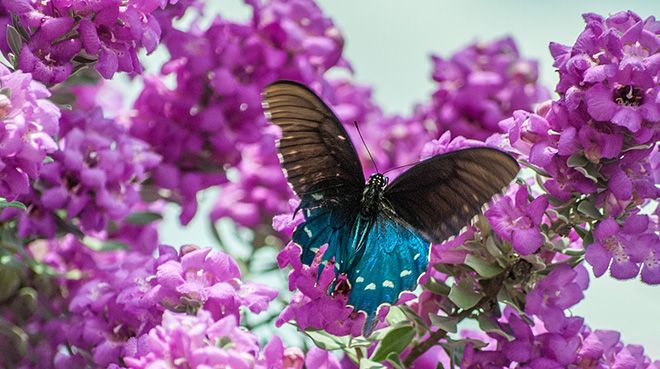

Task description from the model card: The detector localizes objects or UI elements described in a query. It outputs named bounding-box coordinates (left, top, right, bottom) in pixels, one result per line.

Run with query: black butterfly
left=262, top=80, right=519, bottom=333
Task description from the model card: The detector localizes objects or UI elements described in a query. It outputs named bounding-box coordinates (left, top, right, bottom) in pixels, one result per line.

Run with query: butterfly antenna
left=382, top=160, right=419, bottom=175
left=353, top=121, right=379, bottom=173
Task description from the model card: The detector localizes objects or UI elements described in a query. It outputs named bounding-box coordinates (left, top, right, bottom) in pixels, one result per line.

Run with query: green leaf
left=464, top=254, right=503, bottom=278
left=83, top=237, right=129, bottom=252
left=519, top=159, right=551, bottom=177
left=0, top=263, right=21, bottom=302
left=477, top=214, right=491, bottom=234
left=576, top=197, right=601, bottom=219
left=386, top=306, right=407, bottom=326
left=0, top=200, right=27, bottom=211
left=11, top=15, right=30, bottom=41
left=6, top=25, right=22, bottom=56
left=573, top=164, right=599, bottom=183
left=429, top=314, right=458, bottom=333
left=424, top=277, right=450, bottom=296
left=124, top=211, right=162, bottom=225
left=370, top=325, right=415, bottom=362
left=386, top=353, right=406, bottom=369
left=448, top=278, right=483, bottom=310
left=305, top=329, right=351, bottom=351
left=477, top=314, right=512, bottom=340
left=359, top=358, right=387, bottom=369
left=484, top=236, right=504, bottom=259
left=566, top=154, right=589, bottom=168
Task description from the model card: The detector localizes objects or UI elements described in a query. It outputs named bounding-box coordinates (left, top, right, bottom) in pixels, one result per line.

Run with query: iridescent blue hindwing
left=292, top=206, right=353, bottom=266
left=346, top=212, right=429, bottom=334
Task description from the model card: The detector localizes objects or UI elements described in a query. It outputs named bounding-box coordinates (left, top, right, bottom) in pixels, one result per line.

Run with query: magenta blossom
left=0, top=65, right=59, bottom=200
left=4, top=107, right=161, bottom=237
left=485, top=185, right=548, bottom=255
left=276, top=243, right=367, bottom=336
left=427, top=36, right=548, bottom=141
left=123, top=310, right=261, bottom=369
left=525, top=264, right=589, bottom=333
left=131, top=0, right=346, bottom=224
left=4, top=0, right=193, bottom=83
left=585, top=215, right=659, bottom=283
left=151, top=247, right=278, bottom=321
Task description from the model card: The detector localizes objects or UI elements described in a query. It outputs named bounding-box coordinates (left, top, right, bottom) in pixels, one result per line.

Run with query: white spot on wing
left=338, top=135, right=346, bottom=140
left=400, top=270, right=412, bottom=277
left=365, top=283, right=376, bottom=290
left=355, top=277, right=364, bottom=283
left=382, top=280, right=394, bottom=288
left=304, top=227, right=312, bottom=238
left=312, top=193, right=323, bottom=200
left=413, top=253, right=421, bottom=260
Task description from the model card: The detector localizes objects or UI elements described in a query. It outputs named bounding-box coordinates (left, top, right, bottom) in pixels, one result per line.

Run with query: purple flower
left=131, top=0, right=346, bottom=224
left=152, top=246, right=278, bottom=321
left=584, top=76, right=658, bottom=132
left=585, top=215, right=659, bottom=283
left=485, top=185, right=549, bottom=255
left=0, top=65, right=59, bottom=200
left=427, top=37, right=549, bottom=141
left=525, top=264, right=588, bottom=332
left=552, top=12, right=659, bottom=132
left=3, top=0, right=193, bottom=84
left=123, top=310, right=261, bottom=369
left=304, top=347, right=342, bottom=369
left=276, top=243, right=367, bottom=336
left=463, top=307, right=656, bottom=369
left=5, top=107, right=161, bottom=237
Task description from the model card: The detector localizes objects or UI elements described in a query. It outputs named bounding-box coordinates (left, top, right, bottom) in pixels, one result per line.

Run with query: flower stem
left=403, top=273, right=505, bottom=366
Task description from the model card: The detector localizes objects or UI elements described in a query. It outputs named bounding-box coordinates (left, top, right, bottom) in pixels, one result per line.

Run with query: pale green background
left=151, top=0, right=659, bottom=357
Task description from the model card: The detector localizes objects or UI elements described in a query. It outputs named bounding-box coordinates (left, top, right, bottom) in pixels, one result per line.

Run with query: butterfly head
left=367, top=173, right=388, bottom=190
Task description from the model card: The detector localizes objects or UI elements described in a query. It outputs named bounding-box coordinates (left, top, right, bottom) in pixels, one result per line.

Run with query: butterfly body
left=263, top=80, right=519, bottom=334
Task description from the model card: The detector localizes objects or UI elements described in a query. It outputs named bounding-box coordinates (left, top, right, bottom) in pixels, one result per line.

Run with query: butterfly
left=262, top=80, right=519, bottom=334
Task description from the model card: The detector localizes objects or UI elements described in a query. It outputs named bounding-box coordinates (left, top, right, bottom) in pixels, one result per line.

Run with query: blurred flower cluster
left=0, top=0, right=196, bottom=84
left=0, top=64, right=59, bottom=200
left=0, top=237, right=287, bottom=368
left=130, top=0, right=344, bottom=225
left=2, top=106, right=161, bottom=237
left=426, top=37, right=549, bottom=141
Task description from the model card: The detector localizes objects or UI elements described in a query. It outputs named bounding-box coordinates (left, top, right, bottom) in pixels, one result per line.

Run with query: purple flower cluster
left=130, top=0, right=345, bottom=224
left=276, top=242, right=367, bottom=336
left=0, top=64, right=59, bottom=200
left=426, top=37, right=548, bottom=141
left=3, top=107, right=161, bottom=237
left=2, top=0, right=193, bottom=84
left=2, top=240, right=280, bottom=369
left=499, top=11, right=659, bottom=282
left=122, top=310, right=326, bottom=369
left=463, top=266, right=657, bottom=369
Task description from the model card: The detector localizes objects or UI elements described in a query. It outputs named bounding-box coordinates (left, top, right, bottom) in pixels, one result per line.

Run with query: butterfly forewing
left=384, top=147, right=519, bottom=244
left=262, top=81, right=365, bottom=208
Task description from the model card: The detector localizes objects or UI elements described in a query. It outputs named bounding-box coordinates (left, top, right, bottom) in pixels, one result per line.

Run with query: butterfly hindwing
left=262, top=81, right=365, bottom=209
left=384, top=148, right=519, bottom=244
left=292, top=205, right=356, bottom=267
left=347, top=211, right=429, bottom=334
